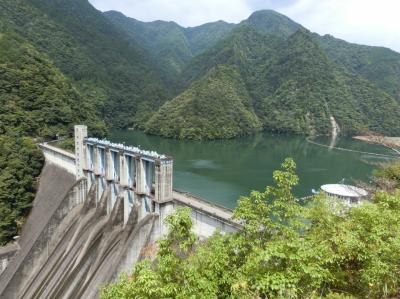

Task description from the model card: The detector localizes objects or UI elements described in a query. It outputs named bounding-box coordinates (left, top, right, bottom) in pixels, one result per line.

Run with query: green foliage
left=316, top=34, right=400, bottom=101
left=0, top=135, right=44, bottom=245
left=0, top=0, right=168, bottom=129
left=102, top=159, right=400, bottom=298
left=107, top=8, right=400, bottom=138
left=145, top=65, right=261, bottom=140
left=105, top=10, right=235, bottom=82
left=185, top=21, right=236, bottom=56
left=179, top=27, right=400, bottom=137
left=107, top=9, right=400, bottom=139
left=372, top=160, right=400, bottom=191
left=0, top=32, right=106, bottom=137
left=104, top=11, right=192, bottom=84
left=2, top=1, right=399, bottom=140
left=0, top=31, right=105, bottom=244
left=259, top=30, right=400, bottom=136
left=244, top=9, right=302, bottom=38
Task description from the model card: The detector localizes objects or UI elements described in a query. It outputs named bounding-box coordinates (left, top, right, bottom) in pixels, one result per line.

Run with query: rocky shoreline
left=353, top=135, right=400, bottom=149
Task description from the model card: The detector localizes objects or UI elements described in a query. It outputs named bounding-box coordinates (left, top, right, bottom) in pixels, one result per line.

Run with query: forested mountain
left=0, top=31, right=106, bottom=244
left=146, top=65, right=261, bottom=139
left=0, top=0, right=169, bottom=129
left=104, top=10, right=235, bottom=80
left=0, top=33, right=105, bottom=137
left=147, top=25, right=400, bottom=138
left=242, top=9, right=303, bottom=37
left=1, top=1, right=398, bottom=136
left=258, top=30, right=400, bottom=135
left=106, top=8, right=400, bottom=139
left=316, top=34, right=400, bottom=101
left=242, top=11, right=400, bottom=101
left=185, top=21, right=236, bottom=55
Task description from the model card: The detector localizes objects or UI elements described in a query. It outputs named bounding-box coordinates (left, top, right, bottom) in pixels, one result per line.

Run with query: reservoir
left=110, top=130, right=396, bottom=208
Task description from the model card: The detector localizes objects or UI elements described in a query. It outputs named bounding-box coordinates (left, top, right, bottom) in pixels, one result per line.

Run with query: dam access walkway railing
left=173, top=190, right=237, bottom=226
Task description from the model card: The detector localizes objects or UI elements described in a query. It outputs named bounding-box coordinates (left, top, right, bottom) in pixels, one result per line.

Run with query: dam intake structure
left=0, top=125, right=239, bottom=299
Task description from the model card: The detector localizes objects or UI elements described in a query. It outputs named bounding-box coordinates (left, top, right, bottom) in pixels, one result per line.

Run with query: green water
left=109, top=131, right=396, bottom=208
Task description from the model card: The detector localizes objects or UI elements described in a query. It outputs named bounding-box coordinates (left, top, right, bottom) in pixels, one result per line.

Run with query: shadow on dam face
left=0, top=162, right=159, bottom=299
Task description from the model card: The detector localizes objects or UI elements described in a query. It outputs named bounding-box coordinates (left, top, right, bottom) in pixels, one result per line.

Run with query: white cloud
left=279, top=0, right=400, bottom=51
left=89, top=0, right=400, bottom=52
left=89, top=0, right=252, bottom=26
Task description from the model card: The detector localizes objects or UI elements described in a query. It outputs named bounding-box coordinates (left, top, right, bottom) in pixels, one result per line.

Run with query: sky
left=88, top=0, right=400, bottom=52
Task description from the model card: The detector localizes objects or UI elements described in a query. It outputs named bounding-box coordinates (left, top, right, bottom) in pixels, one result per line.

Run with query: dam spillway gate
left=74, top=125, right=174, bottom=225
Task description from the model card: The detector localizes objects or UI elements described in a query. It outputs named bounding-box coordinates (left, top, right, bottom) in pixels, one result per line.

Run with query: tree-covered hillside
left=242, top=11, right=400, bottom=102
left=1, top=2, right=397, bottom=138
left=0, top=0, right=169, bottom=128
left=0, top=135, right=43, bottom=245
left=145, top=65, right=261, bottom=139
left=103, top=11, right=193, bottom=83
left=104, top=10, right=235, bottom=81
left=0, top=33, right=106, bottom=137
left=242, top=9, right=303, bottom=37
left=259, top=30, right=400, bottom=136
left=0, top=32, right=105, bottom=244
left=184, top=20, right=236, bottom=55
left=106, top=8, right=400, bottom=139
left=148, top=26, right=400, bottom=139
left=316, top=34, right=400, bottom=101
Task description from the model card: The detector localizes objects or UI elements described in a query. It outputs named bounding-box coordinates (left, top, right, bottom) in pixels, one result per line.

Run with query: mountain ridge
left=142, top=22, right=400, bottom=138
left=106, top=8, right=400, bottom=101
left=1, top=1, right=399, bottom=139
left=103, top=10, right=236, bottom=79
left=0, top=0, right=170, bottom=129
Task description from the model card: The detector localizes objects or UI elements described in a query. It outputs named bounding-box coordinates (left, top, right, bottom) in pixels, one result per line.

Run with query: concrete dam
left=0, top=125, right=239, bottom=299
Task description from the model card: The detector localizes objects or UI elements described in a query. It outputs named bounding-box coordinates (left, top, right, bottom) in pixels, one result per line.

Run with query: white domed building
left=321, top=184, right=368, bottom=206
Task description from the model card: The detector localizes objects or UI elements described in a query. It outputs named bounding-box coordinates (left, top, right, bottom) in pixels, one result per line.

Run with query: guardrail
left=172, top=190, right=241, bottom=228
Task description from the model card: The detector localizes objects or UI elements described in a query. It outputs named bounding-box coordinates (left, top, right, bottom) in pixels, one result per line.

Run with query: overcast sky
left=89, top=0, right=400, bottom=52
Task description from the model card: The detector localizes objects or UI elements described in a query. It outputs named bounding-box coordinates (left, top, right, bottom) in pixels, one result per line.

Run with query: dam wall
left=0, top=126, right=238, bottom=298
left=0, top=244, right=19, bottom=275
left=72, top=125, right=238, bottom=239
left=0, top=163, right=78, bottom=297
left=38, top=143, right=76, bottom=175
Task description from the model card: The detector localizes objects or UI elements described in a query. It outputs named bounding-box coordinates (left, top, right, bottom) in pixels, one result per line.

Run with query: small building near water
left=321, top=184, right=368, bottom=205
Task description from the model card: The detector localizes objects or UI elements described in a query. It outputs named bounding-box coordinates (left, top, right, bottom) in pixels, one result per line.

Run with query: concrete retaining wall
left=0, top=244, right=19, bottom=275
left=39, top=144, right=76, bottom=175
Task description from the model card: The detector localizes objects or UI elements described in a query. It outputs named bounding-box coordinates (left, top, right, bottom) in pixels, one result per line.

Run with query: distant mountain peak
left=249, top=9, right=287, bottom=18
left=245, top=9, right=302, bottom=38
left=104, top=10, right=125, bottom=17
